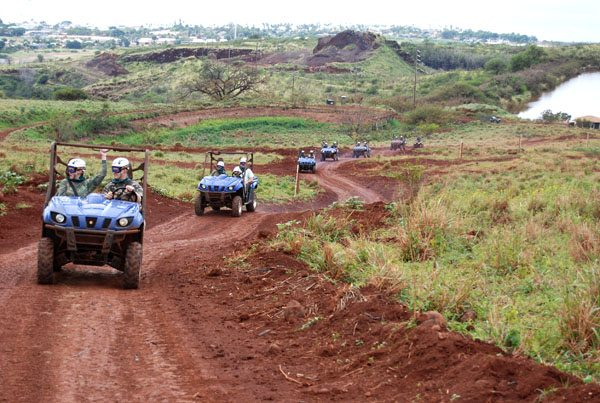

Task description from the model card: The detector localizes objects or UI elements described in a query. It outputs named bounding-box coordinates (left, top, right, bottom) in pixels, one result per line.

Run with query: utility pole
left=413, top=48, right=421, bottom=108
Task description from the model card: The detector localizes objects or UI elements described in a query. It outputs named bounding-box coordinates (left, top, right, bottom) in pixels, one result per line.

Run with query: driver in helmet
left=211, top=160, right=226, bottom=176
left=56, top=149, right=108, bottom=197
left=299, top=150, right=306, bottom=158
left=103, top=157, right=143, bottom=203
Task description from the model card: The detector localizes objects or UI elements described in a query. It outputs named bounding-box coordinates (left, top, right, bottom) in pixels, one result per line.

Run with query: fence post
left=294, top=164, right=300, bottom=197
left=519, top=133, right=522, bottom=152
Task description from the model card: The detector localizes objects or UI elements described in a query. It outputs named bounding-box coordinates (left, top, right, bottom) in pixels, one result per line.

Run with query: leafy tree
left=484, top=57, right=508, bottom=74
left=510, top=45, right=546, bottom=72
left=182, top=60, right=265, bottom=100
left=65, top=40, right=82, bottom=49
left=541, top=109, right=571, bottom=122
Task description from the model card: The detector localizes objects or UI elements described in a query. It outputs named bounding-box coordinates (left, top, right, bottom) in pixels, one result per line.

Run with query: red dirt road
left=1, top=159, right=598, bottom=402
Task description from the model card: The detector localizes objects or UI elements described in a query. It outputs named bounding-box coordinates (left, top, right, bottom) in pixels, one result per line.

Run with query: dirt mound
left=85, top=52, right=129, bottom=76
left=121, top=47, right=254, bottom=64
left=308, top=30, right=380, bottom=66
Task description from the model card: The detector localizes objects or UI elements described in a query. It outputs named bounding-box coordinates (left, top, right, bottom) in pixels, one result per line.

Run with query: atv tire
left=194, top=193, right=205, bottom=216
left=246, top=194, right=257, bottom=212
left=123, top=241, right=142, bottom=289
left=232, top=195, right=243, bottom=217
left=334, top=153, right=339, bottom=161
left=321, top=153, right=325, bottom=162
left=37, top=237, right=54, bottom=285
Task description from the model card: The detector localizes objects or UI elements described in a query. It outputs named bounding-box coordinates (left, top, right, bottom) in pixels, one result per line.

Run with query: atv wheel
left=37, top=237, right=54, bottom=285
left=123, top=241, right=142, bottom=289
left=194, top=193, right=205, bottom=216
left=232, top=195, right=243, bottom=217
left=311, top=165, right=316, bottom=173
left=321, top=153, right=325, bottom=162
left=246, top=194, right=257, bottom=212
left=334, top=153, right=339, bottom=161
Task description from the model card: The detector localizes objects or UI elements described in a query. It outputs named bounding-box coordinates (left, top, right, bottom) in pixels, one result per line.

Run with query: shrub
left=53, top=87, right=88, bottom=101
left=0, top=171, right=24, bottom=194
left=404, top=105, right=454, bottom=126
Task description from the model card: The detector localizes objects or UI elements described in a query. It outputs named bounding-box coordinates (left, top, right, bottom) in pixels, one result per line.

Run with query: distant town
left=0, top=19, right=537, bottom=57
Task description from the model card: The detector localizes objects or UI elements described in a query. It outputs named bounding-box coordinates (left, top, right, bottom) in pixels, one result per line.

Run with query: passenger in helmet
left=239, top=156, right=254, bottom=183
left=232, top=166, right=242, bottom=177
left=332, top=141, right=338, bottom=149
left=56, top=149, right=108, bottom=197
left=103, top=157, right=143, bottom=203
left=211, top=160, right=226, bottom=176
left=308, top=150, right=315, bottom=158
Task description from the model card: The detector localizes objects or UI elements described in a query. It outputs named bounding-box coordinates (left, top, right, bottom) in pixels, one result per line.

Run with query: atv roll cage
left=202, top=150, right=254, bottom=178
left=45, top=142, right=149, bottom=213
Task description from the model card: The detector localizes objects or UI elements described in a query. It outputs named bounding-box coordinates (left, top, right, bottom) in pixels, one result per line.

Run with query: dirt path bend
left=0, top=160, right=389, bottom=401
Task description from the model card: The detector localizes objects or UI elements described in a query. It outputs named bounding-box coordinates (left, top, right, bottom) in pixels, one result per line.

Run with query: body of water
left=518, top=72, right=600, bottom=120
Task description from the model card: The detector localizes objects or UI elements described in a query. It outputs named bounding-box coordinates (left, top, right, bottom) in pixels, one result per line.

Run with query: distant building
left=576, top=115, right=600, bottom=129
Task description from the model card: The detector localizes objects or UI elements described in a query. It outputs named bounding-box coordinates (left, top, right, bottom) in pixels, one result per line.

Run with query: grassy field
left=267, top=126, right=600, bottom=382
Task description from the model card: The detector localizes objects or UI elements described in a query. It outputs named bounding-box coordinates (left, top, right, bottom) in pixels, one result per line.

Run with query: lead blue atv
left=38, top=142, right=148, bottom=289
left=297, top=150, right=316, bottom=173
left=195, top=151, right=259, bottom=217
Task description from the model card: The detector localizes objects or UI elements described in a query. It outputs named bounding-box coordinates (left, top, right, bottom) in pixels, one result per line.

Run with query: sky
left=4, top=0, right=600, bottom=42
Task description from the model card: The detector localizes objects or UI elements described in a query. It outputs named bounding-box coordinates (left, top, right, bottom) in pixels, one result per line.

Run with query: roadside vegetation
left=268, top=135, right=600, bottom=382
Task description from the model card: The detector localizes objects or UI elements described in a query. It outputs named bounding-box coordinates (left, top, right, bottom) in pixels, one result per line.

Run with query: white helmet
left=240, top=157, right=247, bottom=164
left=112, top=157, right=130, bottom=168
left=67, top=158, right=86, bottom=169
left=232, top=166, right=242, bottom=177
left=217, top=160, right=225, bottom=167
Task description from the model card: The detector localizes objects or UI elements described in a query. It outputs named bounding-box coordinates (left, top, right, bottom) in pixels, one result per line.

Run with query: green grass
left=268, top=141, right=600, bottom=382
left=116, top=116, right=350, bottom=147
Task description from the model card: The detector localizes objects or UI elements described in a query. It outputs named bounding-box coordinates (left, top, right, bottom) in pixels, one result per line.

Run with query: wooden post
left=519, top=133, right=522, bottom=152
left=294, top=164, right=300, bottom=197
left=459, top=141, right=463, bottom=159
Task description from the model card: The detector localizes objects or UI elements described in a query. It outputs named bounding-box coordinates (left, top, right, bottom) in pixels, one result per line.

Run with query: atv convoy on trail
left=320, top=141, right=339, bottom=161
left=297, top=150, right=316, bottom=173
left=194, top=151, right=259, bottom=217
left=38, top=142, right=148, bottom=289
left=352, top=142, right=371, bottom=158
left=390, top=136, right=406, bottom=151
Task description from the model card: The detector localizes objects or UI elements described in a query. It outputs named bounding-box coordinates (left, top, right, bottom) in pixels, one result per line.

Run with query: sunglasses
left=67, top=167, right=85, bottom=174
left=112, top=166, right=127, bottom=173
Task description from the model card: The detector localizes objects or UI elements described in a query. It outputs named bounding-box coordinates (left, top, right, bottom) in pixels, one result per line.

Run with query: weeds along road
left=0, top=159, right=385, bottom=402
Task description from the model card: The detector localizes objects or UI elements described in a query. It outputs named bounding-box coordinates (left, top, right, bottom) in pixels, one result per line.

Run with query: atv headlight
left=227, top=186, right=234, bottom=190
left=117, top=217, right=133, bottom=227
left=200, top=184, right=207, bottom=189
left=51, top=212, right=66, bottom=224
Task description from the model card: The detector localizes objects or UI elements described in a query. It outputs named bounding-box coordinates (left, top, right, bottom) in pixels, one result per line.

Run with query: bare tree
left=182, top=60, right=265, bottom=100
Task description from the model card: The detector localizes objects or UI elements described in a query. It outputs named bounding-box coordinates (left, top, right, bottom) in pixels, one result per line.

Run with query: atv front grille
left=102, top=218, right=112, bottom=228
left=85, top=216, right=98, bottom=228
left=72, top=216, right=81, bottom=227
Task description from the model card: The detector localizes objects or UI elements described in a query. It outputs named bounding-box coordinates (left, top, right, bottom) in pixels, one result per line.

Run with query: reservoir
left=518, top=72, right=600, bottom=120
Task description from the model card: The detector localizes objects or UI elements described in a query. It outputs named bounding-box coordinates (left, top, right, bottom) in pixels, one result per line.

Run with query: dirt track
left=1, top=109, right=599, bottom=401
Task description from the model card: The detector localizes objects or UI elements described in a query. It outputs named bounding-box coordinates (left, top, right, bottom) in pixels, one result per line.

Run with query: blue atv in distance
left=195, top=151, right=259, bottom=217
left=39, top=142, right=149, bottom=289
left=353, top=142, right=371, bottom=158
left=297, top=150, right=316, bottom=173
left=320, top=142, right=339, bottom=161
